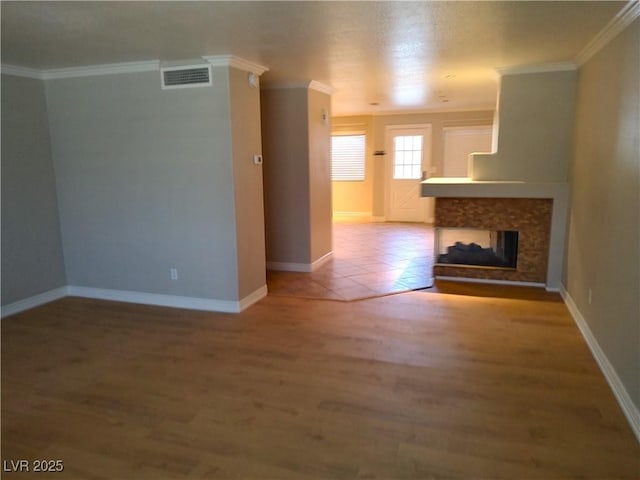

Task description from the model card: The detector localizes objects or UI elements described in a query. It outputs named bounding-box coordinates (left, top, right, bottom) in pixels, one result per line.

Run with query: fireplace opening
left=436, top=228, right=519, bottom=269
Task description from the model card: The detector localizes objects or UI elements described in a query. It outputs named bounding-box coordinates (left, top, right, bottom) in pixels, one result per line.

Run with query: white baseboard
left=238, top=285, right=268, bottom=311
left=560, top=284, right=640, bottom=443
left=267, top=251, right=333, bottom=273
left=333, top=211, right=372, bottom=219
left=1, top=286, right=68, bottom=318
left=311, top=251, right=333, bottom=271
left=1, top=284, right=269, bottom=318
left=435, top=276, right=546, bottom=288
left=67, top=285, right=268, bottom=314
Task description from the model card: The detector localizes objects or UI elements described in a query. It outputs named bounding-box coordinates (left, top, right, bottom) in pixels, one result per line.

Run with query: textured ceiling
left=0, top=1, right=626, bottom=116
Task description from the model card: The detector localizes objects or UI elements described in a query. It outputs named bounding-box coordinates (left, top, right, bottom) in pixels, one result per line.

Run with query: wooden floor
left=2, top=289, right=639, bottom=479
left=267, top=222, right=433, bottom=301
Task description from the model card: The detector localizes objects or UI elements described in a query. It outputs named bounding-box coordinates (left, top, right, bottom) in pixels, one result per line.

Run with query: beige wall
left=229, top=67, right=267, bottom=299
left=308, top=89, right=333, bottom=262
left=565, top=19, right=639, bottom=411
left=261, top=85, right=333, bottom=267
left=330, top=110, right=493, bottom=219
left=471, top=70, right=576, bottom=182
left=331, top=115, right=374, bottom=215
left=261, top=88, right=311, bottom=264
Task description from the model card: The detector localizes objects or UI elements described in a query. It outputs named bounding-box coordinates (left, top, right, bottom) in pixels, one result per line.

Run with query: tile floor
left=267, top=222, right=434, bottom=301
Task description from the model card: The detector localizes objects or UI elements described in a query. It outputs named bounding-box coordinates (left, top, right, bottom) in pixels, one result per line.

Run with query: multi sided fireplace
left=431, top=197, right=553, bottom=284
left=436, top=228, right=519, bottom=269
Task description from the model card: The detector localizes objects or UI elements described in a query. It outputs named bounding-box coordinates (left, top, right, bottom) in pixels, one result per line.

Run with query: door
left=385, top=125, right=433, bottom=222
left=442, top=126, right=493, bottom=177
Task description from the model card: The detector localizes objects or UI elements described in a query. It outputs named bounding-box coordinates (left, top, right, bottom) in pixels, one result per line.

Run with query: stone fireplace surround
left=434, top=197, right=552, bottom=283
left=421, top=180, right=568, bottom=290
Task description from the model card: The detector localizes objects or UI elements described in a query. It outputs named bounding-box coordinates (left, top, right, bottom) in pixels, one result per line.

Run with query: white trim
left=1, top=284, right=268, bottom=318
left=334, top=105, right=496, bottom=118
left=496, top=62, right=577, bottom=76
left=442, top=125, right=493, bottom=135
left=42, top=60, right=160, bottom=79
left=308, top=80, right=335, bottom=95
left=261, top=80, right=335, bottom=94
left=575, top=1, right=640, bottom=66
left=1, top=64, right=44, bottom=80
left=332, top=211, right=373, bottom=218
left=311, top=251, right=333, bottom=271
left=560, top=285, right=640, bottom=443
left=266, top=252, right=332, bottom=273
left=68, top=286, right=241, bottom=313
left=202, top=55, right=269, bottom=75
left=435, top=276, right=546, bottom=289
left=238, top=285, right=269, bottom=311
left=1, top=287, right=68, bottom=318
left=2, top=55, right=269, bottom=81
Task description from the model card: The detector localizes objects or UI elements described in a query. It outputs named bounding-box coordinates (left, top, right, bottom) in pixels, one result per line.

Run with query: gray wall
left=1, top=74, right=67, bottom=305
left=472, top=70, right=576, bottom=182
left=45, top=68, right=241, bottom=300
left=565, top=19, right=639, bottom=411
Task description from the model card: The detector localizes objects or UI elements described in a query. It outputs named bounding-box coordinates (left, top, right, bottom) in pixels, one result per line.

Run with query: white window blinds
left=331, top=134, right=365, bottom=181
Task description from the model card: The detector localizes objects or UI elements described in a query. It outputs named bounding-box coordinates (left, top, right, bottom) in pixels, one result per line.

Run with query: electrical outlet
left=170, top=268, right=178, bottom=281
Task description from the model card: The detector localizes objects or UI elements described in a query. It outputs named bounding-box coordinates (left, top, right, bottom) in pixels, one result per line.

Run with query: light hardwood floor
left=2, top=289, right=639, bottom=479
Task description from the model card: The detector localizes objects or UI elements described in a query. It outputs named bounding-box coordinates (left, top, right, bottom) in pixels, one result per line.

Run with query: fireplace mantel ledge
left=421, top=177, right=568, bottom=199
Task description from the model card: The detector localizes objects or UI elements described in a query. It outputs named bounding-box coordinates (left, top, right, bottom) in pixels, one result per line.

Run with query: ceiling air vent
left=161, top=64, right=212, bottom=90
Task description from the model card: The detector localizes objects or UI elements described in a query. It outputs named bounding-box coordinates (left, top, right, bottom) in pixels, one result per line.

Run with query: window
left=331, top=134, right=365, bottom=181
left=393, top=135, right=423, bottom=179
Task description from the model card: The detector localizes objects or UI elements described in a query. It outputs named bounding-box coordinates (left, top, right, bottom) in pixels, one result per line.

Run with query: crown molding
left=2, top=55, right=269, bottom=81
left=308, top=80, right=335, bottom=95
left=1, top=64, right=44, bottom=80
left=202, top=55, right=268, bottom=75
left=575, top=0, right=640, bottom=66
left=261, top=80, right=335, bottom=95
left=41, top=60, right=160, bottom=79
left=3, top=61, right=160, bottom=80
left=333, top=104, right=496, bottom=118
left=160, top=58, right=209, bottom=69
left=496, top=62, right=577, bottom=76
